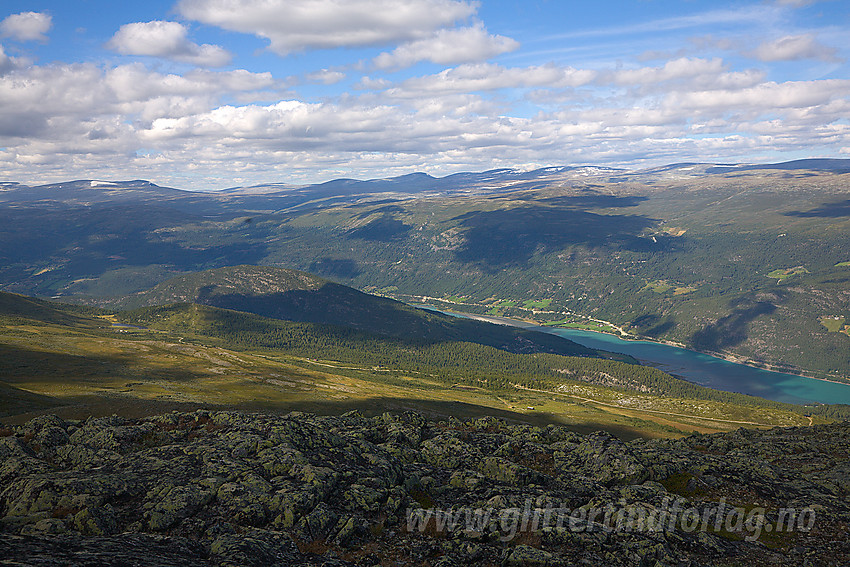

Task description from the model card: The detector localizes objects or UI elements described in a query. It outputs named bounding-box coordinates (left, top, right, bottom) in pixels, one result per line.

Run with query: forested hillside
left=121, top=301, right=850, bottom=420
left=2, top=164, right=849, bottom=378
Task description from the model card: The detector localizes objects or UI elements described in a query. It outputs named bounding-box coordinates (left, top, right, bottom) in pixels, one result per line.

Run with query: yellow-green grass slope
left=1, top=291, right=836, bottom=439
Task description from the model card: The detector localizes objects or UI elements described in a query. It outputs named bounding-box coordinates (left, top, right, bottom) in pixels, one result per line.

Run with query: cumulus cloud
left=598, top=58, right=766, bottom=95
left=107, top=21, right=232, bottom=67
left=608, top=57, right=726, bottom=85
left=665, top=80, right=850, bottom=115
left=0, top=38, right=848, bottom=189
left=177, top=0, right=477, bottom=54
left=0, top=45, right=17, bottom=75
left=393, top=63, right=596, bottom=96
left=751, top=34, right=841, bottom=62
left=0, top=11, right=52, bottom=42
left=0, top=61, right=277, bottom=146
left=373, top=24, right=518, bottom=69
left=137, top=99, right=542, bottom=157
left=305, top=69, right=346, bottom=85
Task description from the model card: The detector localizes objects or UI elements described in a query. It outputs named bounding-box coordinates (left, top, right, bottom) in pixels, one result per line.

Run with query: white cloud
left=356, top=76, right=393, bottom=90
left=599, top=58, right=766, bottom=94
left=137, top=99, right=544, bottom=159
left=0, top=41, right=848, bottom=188
left=0, top=61, right=277, bottom=145
left=751, top=34, right=841, bottom=62
left=0, top=45, right=17, bottom=75
left=107, top=21, right=231, bottom=67
left=702, top=69, right=767, bottom=91
left=177, top=0, right=478, bottom=54
left=373, top=24, right=518, bottom=70
left=608, top=57, right=726, bottom=85
left=305, top=69, right=346, bottom=85
left=0, top=11, right=52, bottom=42
left=666, top=80, right=850, bottom=114
left=393, top=63, right=596, bottom=96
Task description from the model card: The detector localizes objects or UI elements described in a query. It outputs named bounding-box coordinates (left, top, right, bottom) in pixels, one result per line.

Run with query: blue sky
left=0, top=0, right=848, bottom=189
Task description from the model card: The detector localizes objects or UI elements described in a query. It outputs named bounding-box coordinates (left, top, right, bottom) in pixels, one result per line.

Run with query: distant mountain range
left=2, top=158, right=850, bottom=380
left=3, top=160, right=850, bottom=566
left=3, top=159, right=848, bottom=212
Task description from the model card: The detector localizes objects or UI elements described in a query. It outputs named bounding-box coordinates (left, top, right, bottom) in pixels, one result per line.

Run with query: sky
left=0, top=0, right=848, bottom=189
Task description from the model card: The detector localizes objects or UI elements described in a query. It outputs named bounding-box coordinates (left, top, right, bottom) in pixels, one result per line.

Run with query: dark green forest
left=121, top=302, right=850, bottom=420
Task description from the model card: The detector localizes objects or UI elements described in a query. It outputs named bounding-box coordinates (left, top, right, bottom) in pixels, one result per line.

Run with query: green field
left=486, top=298, right=517, bottom=315
left=543, top=318, right=618, bottom=333
left=523, top=299, right=552, bottom=309
left=766, top=266, right=810, bottom=281
left=820, top=316, right=847, bottom=333
left=673, top=286, right=697, bottom=295
left=643, top=281, right=673, bottom=293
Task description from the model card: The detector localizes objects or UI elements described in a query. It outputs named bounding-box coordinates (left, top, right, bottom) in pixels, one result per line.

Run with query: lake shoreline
left=417, top=304, right=850, bottom=391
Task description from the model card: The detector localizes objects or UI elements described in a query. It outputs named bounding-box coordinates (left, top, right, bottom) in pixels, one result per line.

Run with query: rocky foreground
left=1, top=411, right=849, bottom=566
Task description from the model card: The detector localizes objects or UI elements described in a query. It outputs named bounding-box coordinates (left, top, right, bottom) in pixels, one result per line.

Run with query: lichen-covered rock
left=210, top=529, right=301, bottom=567
left=562, top=431, right=649, bottom=486
left=22, top=415, right=71, bottom=454
left=0, top=533, right=210, bottom=566
left=0, top=410, right=848, bottom=566
left=343, top=480, right=388, bottom=513
left=295, top=501, right=338, bottom=542
left=420, top=435, right=473, bottom=469
left=147, top=483, right=216, bottom=530
left=505, top=544, right=562, bottom=566
left=74, top=504, right=118, bottom=536
left=217, top=475, right=272, bottom=527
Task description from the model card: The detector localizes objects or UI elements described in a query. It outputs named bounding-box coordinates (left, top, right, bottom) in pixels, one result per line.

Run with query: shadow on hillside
left=0, top=381, right=61, bottom=418
left=0, top=293, right=98, bottom=327
left=630, top=314, right=676, bottom=337
left=242, top=397, right=656, bottom=441
left=356, top=204, right=406, bottom=218
left=0, top=343, right=217, bottom=386
left=1, top=394, right=656, bottom=441
left=689, top=292, right=785, bottom=351
left=308, top=258, right=361, bottom=279
left=191, top=283, right=435, bottom=334
left=346, top=214, right=412, bottom=241
left=183, top=284, right=596, bottom=357
left=342, top=198, right=403, bottom=209
left=0, top=205, right=271, bottom=291
left=784, top=199, right=850, bottom=218
left=536, top=195, right=649, bottom=208
left=450, top=204, right=664, bottom=268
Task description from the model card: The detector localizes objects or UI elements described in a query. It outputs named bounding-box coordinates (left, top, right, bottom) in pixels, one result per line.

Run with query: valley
left=3, top=162, right=850, bottom=432
left=4, top=3, right=850, bottom=562
left=0, top=270, right=843, bottom=440
left=3, top=162, right=850, bottom=566
left=4, top=161, right=849, bottom=381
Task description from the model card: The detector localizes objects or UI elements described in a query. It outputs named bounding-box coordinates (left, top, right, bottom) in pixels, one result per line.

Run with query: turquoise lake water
left=425, top=308, right=850, bottom=405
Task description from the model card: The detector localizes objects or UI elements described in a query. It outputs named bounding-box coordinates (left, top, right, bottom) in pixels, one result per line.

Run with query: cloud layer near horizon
left=0, top=1, right=847, bottom=188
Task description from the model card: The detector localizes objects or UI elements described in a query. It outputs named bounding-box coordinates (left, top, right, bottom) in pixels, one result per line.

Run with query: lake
left=424, top=307, right=850, bottom=405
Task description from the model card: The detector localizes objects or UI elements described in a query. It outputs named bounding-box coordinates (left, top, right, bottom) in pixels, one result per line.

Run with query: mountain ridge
left=5, top=158, right=849, bottom=200
left=3, top=161, right=850, bottom=379
left=107, top=265, right=604, bottom=360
